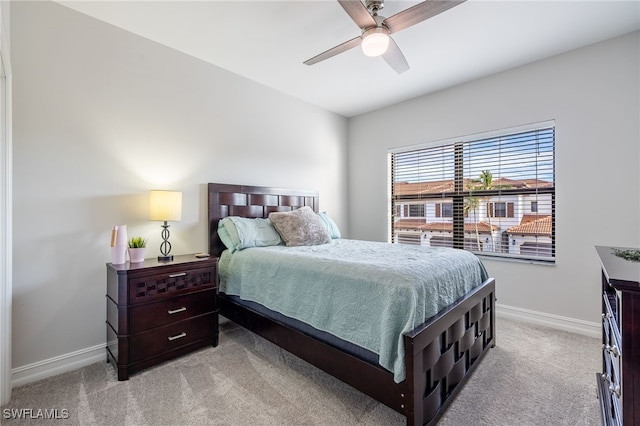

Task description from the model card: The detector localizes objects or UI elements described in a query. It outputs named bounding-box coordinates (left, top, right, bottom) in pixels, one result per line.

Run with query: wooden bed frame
left=208, top=182, right=496, bottom=426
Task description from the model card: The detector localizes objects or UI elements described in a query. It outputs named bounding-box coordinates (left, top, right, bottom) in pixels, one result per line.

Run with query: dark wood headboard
left=207, top=183, right=319, bottom=257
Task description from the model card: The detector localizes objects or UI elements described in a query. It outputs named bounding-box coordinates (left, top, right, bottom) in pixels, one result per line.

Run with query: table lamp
left=149, top=190, right=182, bottom=261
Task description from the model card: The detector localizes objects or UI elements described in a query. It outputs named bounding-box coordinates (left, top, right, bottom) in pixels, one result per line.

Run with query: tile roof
left=394, top=219, right=427, bottom=229
left=505, top=215, right=552, bottom=236
left=394, top=177, right=553, bottom=196
left=394, top=219, right=498, bottom=233
left=520, top=214, right=544, bottom=224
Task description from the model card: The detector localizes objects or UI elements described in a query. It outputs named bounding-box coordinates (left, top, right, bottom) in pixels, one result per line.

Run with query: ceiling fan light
left=361, top=28, right=389, bottom=57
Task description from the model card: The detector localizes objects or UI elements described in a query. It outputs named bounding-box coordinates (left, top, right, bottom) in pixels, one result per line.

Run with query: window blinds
left=390, top=123, right=555, bottom=262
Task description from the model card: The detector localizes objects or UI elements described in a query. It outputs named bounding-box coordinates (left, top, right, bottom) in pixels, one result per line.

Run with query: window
left=435, top=203, right=453, bottom=218
left=389, top=122, right=555, bottom=262
left=408, top=204, right=425, bottom=217
left=488, top=202, right=514, bottom=218
left=396, top=203, right=425, bottom=218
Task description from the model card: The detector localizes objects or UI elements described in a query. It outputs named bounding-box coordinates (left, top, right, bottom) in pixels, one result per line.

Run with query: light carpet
left=2, top=317, right=601, bottom=425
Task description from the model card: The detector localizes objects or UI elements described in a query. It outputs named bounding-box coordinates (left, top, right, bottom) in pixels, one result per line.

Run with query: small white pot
left=128, top=247, right=146, bottom=263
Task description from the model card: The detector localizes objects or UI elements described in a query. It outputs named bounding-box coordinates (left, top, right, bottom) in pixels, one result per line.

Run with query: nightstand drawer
left=130, top=312, right=217, bottom=363
left=129, top=289, right=216, bottom=333
left=129, top=266, right=216, bottom=304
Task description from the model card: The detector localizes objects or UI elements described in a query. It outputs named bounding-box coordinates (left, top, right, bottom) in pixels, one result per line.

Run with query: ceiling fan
left=303, top=0, right=466, bottom=74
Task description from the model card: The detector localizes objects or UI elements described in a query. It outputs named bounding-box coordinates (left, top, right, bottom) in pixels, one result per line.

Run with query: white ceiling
left=57, top=0, right=640, bottom=117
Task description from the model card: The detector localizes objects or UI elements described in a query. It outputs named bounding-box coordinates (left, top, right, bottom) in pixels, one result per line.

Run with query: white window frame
left=389, top=121, right=555, bottom=263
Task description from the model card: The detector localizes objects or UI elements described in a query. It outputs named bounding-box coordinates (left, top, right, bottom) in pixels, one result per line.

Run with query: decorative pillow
left=269, top=206, right=332, bottom=247
left=217, top=219, right=238, bottom=252
left=317, top=211, right=341, bottom=239
left=217, top=217, right=283, bottom=252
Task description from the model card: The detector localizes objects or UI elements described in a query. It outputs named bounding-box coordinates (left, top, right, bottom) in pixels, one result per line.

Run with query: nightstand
left=106, top=254, right=218, bottom=380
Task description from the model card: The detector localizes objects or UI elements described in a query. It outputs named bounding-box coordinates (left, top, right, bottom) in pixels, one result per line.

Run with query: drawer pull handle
left=610, top=345, right=620, bottom=357
left=168, top=332, right=186, bottom=341
left=603, top=344, right=620, bottom=357
left=169, top=272, right=187, bottom=278
left=609, top=383, right=621, bottom=397
left=168, top=307, right=187, bottom=315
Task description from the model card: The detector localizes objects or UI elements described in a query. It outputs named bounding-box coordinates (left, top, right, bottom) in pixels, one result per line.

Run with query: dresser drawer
left=129, top=289, right=216, bottom=333
left=129, top=266, right=216, bottom=304
left=603, top=293, right=621, bottom=351
left=130, top=313, right=217, bottom=363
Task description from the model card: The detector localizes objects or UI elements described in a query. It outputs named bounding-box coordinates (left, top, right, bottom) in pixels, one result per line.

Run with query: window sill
left=475, top=253, right=556, bottom=266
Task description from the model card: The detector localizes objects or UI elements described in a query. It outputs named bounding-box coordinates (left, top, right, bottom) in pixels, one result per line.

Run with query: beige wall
left=11, top=1, right=347, bottom=375
left=348, top=31, right=640, bottom=328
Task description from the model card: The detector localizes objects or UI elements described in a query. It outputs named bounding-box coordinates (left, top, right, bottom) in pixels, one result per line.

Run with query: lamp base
left=158, top=255, right=174, bottom=262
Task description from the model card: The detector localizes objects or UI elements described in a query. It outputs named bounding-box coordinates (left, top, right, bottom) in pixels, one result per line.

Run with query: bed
left=208, top=182, right=496, bottom=426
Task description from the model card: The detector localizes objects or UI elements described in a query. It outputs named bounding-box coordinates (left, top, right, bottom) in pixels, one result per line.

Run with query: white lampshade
left=149, top=190, right=182, bottom=222
left=361, top=28, right=389, bottom=57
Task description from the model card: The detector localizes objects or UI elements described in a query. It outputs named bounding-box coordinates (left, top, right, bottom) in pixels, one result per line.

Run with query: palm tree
left=479, top=170, right=493, bottom=188
left=469, top=170, right=496, bottom=251
left=463, top=195, right=481, bottom=251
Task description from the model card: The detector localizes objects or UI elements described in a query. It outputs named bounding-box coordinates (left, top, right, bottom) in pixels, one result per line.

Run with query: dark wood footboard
left=404, top=278, right=495, bottom=426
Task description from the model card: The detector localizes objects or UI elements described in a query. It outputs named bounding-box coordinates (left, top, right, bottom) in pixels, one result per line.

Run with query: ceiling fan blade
left=304, top=36, right=362, bottom=66
left=384, top=0, right=466, bottom=34
left=338, top=0, right=376, bottom=29
left=382, top=37, right=409, bottom=74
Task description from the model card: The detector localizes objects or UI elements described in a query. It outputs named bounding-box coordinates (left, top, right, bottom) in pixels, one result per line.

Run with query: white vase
left=110, top=224, right=128, bottom=264
left=128, top=247, right=146, bottom=263
left=110, top=245, right=127, bottom=265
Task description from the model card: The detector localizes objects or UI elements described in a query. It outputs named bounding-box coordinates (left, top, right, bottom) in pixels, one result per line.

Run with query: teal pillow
left=317, top=212, right=341, bottom=239
left=218, top=219, right=239, bottom=252
left=218, top=217, right=283, bottom=252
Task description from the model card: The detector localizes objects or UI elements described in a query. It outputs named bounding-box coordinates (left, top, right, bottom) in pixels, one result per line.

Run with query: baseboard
left=496, top=303, right=600, bottom=338
left=9, top=305, right=599, bottom=388
left=11, top=344, right=105, bottom=388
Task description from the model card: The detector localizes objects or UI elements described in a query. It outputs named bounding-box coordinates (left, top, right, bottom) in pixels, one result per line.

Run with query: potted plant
left=127, top=236, right=147, bottom=263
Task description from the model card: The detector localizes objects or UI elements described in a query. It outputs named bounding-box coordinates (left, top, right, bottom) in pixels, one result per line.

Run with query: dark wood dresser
left=106, top=254, right=218, bottom=380
left=595, top=246, right=640, bottom=426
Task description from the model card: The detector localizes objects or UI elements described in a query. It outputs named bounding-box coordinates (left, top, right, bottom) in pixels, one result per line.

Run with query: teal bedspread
left=218, top=239, right=488, bottom=382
